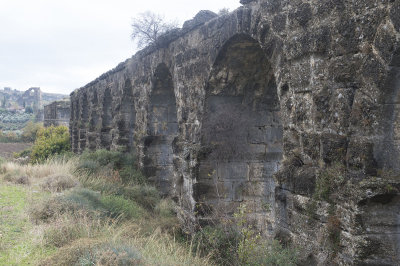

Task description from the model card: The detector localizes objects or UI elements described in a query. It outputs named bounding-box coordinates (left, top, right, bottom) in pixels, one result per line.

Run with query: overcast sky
left=0, top=0, right=241, bottom=95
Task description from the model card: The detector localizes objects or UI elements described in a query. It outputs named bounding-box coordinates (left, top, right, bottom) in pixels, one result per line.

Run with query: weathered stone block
left=347, top=139, right=377, bottom=175
left=321, top=133, right=347, bottom=164
left=217, top=162, right=248, bottom=180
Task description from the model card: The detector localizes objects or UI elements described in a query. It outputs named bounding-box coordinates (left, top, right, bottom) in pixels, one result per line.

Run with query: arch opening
left=196, top=34, right=283, bottom=231
left=79, top=93, right=89, bottom=151
left=88, top=90, right=99, bottom=150
left=144, top=64, right=178, bottom=196
left=117, top=79, right=136, bottom=151
left=100, top=88, right=112, bottom=150
left=71, top=99, right=79, bottom=153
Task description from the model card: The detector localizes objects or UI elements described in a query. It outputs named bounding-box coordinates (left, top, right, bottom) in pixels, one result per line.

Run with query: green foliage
left=234, top=204, right=297, bottom=266
left=192, top=225, right=240, bottom=265
left=13, top=148, right=31, bottom=159
left=0, top=130, right=20, bottom=143
left=0, top=109, right=35, bottom=132
left=79, top=175, right=160, bottom=211
left=21, top=121, right=43, bottom=142
left=77, top=149, right=145, bottom=184
left=30, top=125, right=70, bottom=163
left=193, top=204, right=297, bottom=266
left=101, top=194, right=144, bottom=219
left=29, top=188, right=144, bottom=223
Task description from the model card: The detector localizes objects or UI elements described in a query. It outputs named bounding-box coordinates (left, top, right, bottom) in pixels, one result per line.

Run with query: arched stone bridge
left=70, top=0, right=400, bottom=264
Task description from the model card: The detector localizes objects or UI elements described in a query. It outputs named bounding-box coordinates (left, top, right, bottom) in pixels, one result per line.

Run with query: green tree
left=21, top=121, right=43, bottom=142
left=30, top=125, right=70, bottom=163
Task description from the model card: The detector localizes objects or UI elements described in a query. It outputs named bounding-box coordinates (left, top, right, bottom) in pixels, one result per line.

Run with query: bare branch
left=131, top=11, right=178, bottom=49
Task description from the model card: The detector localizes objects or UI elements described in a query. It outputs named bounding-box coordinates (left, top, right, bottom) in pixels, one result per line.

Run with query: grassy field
left=0, top=185, right=55, bottom=265
left=0, top=143, right=31, bottom=159
left=0, top=156, right=212, bottom=266
left=0, top=150, right=297, bottom=265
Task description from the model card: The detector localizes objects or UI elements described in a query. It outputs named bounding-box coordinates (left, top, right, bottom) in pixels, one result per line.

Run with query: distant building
left=44, top=100, right=70, bottom=127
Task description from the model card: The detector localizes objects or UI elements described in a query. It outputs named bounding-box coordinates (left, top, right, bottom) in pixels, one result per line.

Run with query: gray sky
left=0, top=0, right=241, bottom=95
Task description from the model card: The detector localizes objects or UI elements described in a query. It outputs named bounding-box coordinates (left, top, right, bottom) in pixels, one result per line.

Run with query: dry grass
left=0, top=155, right=215, bottom=266
left=1, top=156, right=78, bottom=182
left=40, top=174, right=79, bottom=192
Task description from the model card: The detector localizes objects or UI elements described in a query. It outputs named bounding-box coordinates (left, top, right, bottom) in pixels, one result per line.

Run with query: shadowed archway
left=143, top=63, right=179, bottom=196
left=196, top=34, right=283, bottom=231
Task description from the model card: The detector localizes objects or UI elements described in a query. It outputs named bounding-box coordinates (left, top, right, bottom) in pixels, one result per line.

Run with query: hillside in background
left=0, top=87, right=68, bottom=133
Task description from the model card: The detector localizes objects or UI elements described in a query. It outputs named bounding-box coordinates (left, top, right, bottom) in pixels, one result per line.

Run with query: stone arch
left=143, top=63, right=178, bottom=196
left=117, top=78, right=136, bottom=151
left=100, top=87, right=113, bottom=150
left=196, top=34, right=282, bottom=231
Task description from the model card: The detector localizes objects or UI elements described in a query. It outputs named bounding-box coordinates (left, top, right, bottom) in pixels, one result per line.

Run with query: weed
left=314, top=162, right=346, bottom=202
left=192, top=225, right=239, bottom=265
left=40, top=174, right=79, bottom=192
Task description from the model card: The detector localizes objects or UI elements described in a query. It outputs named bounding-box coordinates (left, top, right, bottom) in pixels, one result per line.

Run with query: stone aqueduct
left=70, top=0, right=400, bottom=264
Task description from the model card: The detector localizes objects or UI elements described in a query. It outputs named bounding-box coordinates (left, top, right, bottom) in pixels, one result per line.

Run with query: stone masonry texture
left=70, top=0, right=400, bottom=264
left=44, top=100, right=70, bottom=127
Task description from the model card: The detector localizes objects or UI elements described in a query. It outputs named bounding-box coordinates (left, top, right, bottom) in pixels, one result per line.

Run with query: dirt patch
left=0, top=143, right=32, bottom=159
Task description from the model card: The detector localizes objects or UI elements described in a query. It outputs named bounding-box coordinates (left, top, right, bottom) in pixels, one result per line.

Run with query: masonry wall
left=44, top=100, right=70, bottom=127
left=70, top=0, right=400, bottom=264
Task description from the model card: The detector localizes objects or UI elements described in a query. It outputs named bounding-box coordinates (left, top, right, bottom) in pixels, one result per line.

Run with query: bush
left=30, top=125, right=70, bottom=163
left=79, top=175, right=160, bottom=211
left=13, top=148, right=31, bottom=159
left=77, top=149, right=145, bottom=184
left=192, top=204, right=298, bottom=266
left=192, top=225, right=240, bottom=265
left=101, top=194, right=144, bottom=219
left=40, top=174, right=79, bottom=192
left=154, top=199, right=176, bottom=218
left=21, top=121, right=43, bottom=142
left=30, top=188, right=144, bottom=223
left=3, top=171, right=30, bottom=185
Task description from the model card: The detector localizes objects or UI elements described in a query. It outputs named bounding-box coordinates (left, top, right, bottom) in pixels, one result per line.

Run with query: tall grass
left=0, top=149, right=298, bottom=265
left=1, top=155, right=77, bottom=181
left=0, top=149, right=211, bottom=265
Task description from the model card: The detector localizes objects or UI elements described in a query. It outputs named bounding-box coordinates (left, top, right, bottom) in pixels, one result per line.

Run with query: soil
left=0, top=143, right=32, bottom=159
